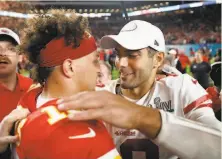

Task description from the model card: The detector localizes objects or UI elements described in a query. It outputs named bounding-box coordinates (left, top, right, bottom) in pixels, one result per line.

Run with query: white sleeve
left=180, top=74, right=212, bottom=115
left=186, top=107, right=222, bottom=131
left=154, top=110, right=221, bottom=159
left=179, top=74, right=221, bottom=131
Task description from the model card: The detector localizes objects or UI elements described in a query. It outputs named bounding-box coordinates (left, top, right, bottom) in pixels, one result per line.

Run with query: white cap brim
left=0, top=28, right=20, bottom=45
left=101, top=34, right=147, bottom=50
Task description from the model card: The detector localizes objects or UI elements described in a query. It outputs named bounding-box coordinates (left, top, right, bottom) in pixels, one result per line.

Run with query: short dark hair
left=147, top=47, right=158, bottom=57
left=21, top=9, right=90, bottom=85
left=210, top=64, right=221, bottom=88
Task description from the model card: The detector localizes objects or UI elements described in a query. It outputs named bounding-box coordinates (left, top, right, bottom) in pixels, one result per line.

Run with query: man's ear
left=61, top=59, right=74, bottom=78
left=153, top=52, right=165, bottom=69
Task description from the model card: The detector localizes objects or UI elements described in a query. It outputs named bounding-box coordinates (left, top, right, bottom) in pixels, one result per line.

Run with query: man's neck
left=0, top=73, right=17, bottom=91
left=121, top=78, right=155, bottom=100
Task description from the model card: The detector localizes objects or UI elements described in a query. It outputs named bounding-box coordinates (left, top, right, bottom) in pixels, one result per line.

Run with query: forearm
left=154, top=110, right=221, bottom=159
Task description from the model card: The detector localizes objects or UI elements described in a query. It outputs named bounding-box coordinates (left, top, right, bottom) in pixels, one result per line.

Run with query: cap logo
left=0, top=29, right=9, bottom=34
left=121, top=23, right=137, bottom=32
left=154, top=40, right=159, bottom=46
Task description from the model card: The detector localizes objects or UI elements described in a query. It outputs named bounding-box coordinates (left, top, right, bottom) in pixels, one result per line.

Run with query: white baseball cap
left=0, top=28, right=20, bottom=45
left=100, top=20, right=165, bottom=52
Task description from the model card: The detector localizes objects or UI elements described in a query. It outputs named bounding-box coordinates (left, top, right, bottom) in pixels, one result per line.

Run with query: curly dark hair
left=21, top=9, right=90, bottom=85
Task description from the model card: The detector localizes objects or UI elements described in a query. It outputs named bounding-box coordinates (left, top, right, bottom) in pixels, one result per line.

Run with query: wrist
left=136, top=107, right=162, bottom=139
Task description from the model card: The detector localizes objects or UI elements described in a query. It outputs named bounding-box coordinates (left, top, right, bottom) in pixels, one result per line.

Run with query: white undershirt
left=36, top=93, right=55, bottom=108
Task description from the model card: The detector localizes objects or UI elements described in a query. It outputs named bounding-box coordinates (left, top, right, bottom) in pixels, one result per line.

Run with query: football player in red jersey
left=14, top=9, right=121, bottom=159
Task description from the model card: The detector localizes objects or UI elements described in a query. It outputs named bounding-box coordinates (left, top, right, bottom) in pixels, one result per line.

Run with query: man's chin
left=0, top=71, right=14, bottom=78
left=120, top=81, right=137, bottom=89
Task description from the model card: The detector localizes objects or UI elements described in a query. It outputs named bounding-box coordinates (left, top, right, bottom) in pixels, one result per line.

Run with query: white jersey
left=99, top=74, right=221, bottom=159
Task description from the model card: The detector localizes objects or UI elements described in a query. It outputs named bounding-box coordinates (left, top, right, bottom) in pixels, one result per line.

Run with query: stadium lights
left=0, top=10, right=111, bottom=19
left=99, top=9, right=103, bottom=12
left=166, top=2, right=169, bottom=5
left=111, top=9, right=114, bottom=12
left=89, top=9, right=93, bottom=13
left=134, top=7, right=137, bottom=10
left=160, top=3, right=163, bottom=6
left=115, top=9, right=120, bottom=13
left=106, top=9, right=109, bottom=12
left=79, top=9, right=82, bottom=13
left=84, top=9, right=87, bottom=12
left=189, top=2, right=203, bottom=8
left=124, top=1, right=217, bottom=17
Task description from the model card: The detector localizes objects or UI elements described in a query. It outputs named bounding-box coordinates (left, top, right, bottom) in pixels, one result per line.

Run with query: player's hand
left=57, top=91, right=161, bottom=138
left=0, top=108, right=29, bottom=153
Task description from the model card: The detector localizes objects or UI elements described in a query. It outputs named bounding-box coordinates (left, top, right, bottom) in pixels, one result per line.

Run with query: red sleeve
left=17, top=74, right=33, bottom=92
left=206, top=87, right=221, bottom=112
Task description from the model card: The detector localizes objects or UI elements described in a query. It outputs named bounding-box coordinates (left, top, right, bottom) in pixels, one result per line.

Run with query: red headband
left=39, top=35, right=97, bottom=67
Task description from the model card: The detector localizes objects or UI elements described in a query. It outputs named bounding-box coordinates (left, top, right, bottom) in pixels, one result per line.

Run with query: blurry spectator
left=178, top=51, right=190, bottom=74
left=98, top=48, right=105, bottom=61
left=189, top=47, right=195, bottom=57
left=198, top=48, right=209, bottom=62
left=96, top=61, right=112, bottom=87
left=168, top=49, right=183, bottom=73
left=17, top=55, right=34, bottom=77
left=191, top=51, right=211, bottom=89
left=206, top=62, right=221, bottom=121
left=215, top=48, right=221, bottom=62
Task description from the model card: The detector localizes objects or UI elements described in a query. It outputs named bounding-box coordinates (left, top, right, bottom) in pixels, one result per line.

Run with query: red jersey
left=206, top=86, right=221, bottom=112
left=16, top=87, right=121, bottom=159
left=0, top=73, right=33, bottom=121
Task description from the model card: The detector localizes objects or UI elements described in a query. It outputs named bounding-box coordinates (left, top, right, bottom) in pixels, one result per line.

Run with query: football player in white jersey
left=58, top=20, right=221, bottom=159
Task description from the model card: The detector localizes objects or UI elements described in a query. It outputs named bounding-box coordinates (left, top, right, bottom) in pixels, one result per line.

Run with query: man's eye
left=128, top=54, right=138, bottom=58
left=8, top=47, right=16, bottom=52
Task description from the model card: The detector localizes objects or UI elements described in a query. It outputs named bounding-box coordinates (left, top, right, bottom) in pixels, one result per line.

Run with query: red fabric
left=206, top=86, right=221, bottom=112
left=0, top=74, right=33, bottom=121
left=190, top=51, right=195, bottom=56
left=179, top=54, right=190, bottom=69
left=40, top=35, right=97, bottom=67
left=183, top=94, right=211, bottom=114
left=99, top=50, right=105, bottom=61
left=16, top=88, right=116, bottom=159
left=202, top=55, right=209, bottom=62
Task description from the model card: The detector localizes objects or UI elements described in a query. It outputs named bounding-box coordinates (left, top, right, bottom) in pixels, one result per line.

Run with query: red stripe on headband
left=39, top=36, right=97, bottom=67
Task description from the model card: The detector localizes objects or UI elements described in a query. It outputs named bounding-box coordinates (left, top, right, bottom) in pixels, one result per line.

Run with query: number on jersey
left=120, top=139, right=159, bottom=159
left=41, top=106, right=67, bottom=125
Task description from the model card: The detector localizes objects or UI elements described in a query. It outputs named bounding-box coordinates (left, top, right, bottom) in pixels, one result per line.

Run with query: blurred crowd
left=0, top=1, right=220, bottom=87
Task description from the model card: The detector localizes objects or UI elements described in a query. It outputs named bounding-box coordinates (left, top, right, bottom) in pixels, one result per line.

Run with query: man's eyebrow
left=115, top=48, right=141, bottom=53
left=127, top=49, right=142, bottom=55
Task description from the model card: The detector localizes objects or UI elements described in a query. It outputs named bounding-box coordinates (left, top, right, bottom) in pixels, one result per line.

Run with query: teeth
left=0, top=60, right=8, bottom=63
